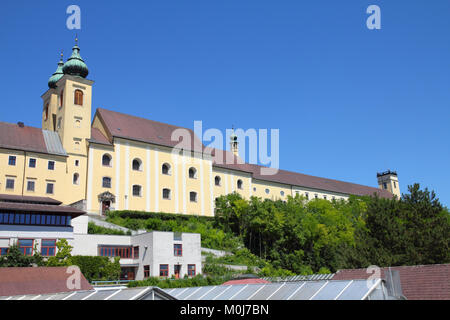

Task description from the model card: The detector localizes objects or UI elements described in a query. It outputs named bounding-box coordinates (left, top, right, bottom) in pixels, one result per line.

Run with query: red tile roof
left=95, top=108, right=393, bottom=198
left=222, top=278, right=271, bottom=285
left=333, top=264, right=450, bottom=300
left=96, top=108, right=203, bottom=151
left=89, top=127, right=112, bottom=145
left=0, top=121, right=49, bottom=154
left=0, top=267, right=93, bottom=297
left=0, top=201, right=85, bottom=217
left=0, top=194, right=62, bottom=205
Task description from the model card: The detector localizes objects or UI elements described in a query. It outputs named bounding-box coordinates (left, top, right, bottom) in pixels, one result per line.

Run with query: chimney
left=17, top=122, right=25, bottom=128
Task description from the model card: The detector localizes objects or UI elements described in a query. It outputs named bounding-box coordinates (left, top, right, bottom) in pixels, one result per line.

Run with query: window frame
left=73, top=173, right=80, bottom=185
left=8, top=156, right=16, bottom=166
left=102, top=154, right=112, bottom=167
left=161, top=163, right=171, bottom=175
left=132, top=158, right=143, bottom=171
left=214, top=176, right=221, bottom=186
left=41, top=239, right=57, bottom=257
left=18, top=238, right=34, bottom=256
left=188, top=264, right=196, bottom=277
left=132, top=185, right=142, bottom=197
left=26, top=180, right=35, bottom=192
left=48, top=161, right=55, bottom=170
left=144, top=265, right=150, bottom=279
left=5, top=178, right=15, bottom=190
left=74, top=89, right=84, bottom=106
left=46, top=182, right=54, bottom=195
left=237, top=179, right=243, bottom=190
left=188, top=167, right=197, bottom=179
left=162, top=188, right=171, bottom=200
left=159, top=264, right=169, bottom=277
left=189, top=191, right=198, bottom=203
left=29, top=158, right=37, bottom=168
left=102, top=177, right=112, bottom=189
left=174, top=244, right=182, bottom=257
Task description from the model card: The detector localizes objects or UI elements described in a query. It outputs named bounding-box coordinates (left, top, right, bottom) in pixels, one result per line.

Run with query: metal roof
left=42, top=130, right=67, bottom=156
left=163, top=279, right=395, bottom=300
left=0, top=286, right=176, bottom=301
left=262, top=273, right=335, bottom=282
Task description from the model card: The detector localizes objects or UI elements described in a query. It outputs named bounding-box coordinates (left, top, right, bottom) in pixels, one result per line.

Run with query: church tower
left=230, top=128, right=239, bottom=157
left=41, top=37, right=93, bottom=205
left=377, top=170, right=401, bottom=198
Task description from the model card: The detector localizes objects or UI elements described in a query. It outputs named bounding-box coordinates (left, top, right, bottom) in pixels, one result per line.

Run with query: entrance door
left=102, top=201, right=111, bottom=215
left=174, top=265, right=181, bottom=279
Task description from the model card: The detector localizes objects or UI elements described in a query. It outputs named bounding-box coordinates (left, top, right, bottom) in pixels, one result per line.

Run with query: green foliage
left=0, top=244, right=44, bottom=267
left=128, top=274, right=233, bottom=289
left=69, top=256, right=121, bottom=282
left=46, top=239, right=73, bottom=267
left=106, top=211, right=240, bottom=251
left=88, top=222, right=131, bottom=235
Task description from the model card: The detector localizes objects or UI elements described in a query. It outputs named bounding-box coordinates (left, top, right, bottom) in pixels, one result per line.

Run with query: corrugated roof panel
left=337, top=280, right=372, bottom=300
left=288, top=281, right=326, bottom=300
left=42, top=130, right=67, bottom=156
left=311, top=281, right=350, bottom=300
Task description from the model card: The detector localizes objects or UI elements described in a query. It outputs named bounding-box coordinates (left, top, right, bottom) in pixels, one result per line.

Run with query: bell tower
left=377, top=170, right=401, bottom=198
left=41, top=37, right=93, bottom=205
left=230, top=127, right=239, bottom=157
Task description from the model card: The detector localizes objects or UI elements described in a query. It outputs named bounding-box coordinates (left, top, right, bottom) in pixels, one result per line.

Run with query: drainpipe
left=21, top=151, right=27, bottom=196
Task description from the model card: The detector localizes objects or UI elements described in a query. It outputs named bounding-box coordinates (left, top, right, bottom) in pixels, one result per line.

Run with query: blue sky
left=0, top=0, right=449, bottom=206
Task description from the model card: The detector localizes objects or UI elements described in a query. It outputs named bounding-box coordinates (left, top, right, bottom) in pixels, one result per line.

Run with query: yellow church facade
left=0, top=42, right=399, bottom=217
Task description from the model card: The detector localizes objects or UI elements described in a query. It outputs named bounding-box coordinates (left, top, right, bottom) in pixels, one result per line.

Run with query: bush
left=69, top=256, right=121, bottom=282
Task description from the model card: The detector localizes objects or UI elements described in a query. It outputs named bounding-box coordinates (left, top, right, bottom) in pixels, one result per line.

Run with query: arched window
left=162, top=163, right=171, bottom=175
left=132, top=158, right=142, bottom=171
left=162, top=188, right=171, bottom=200
left=102, top=154, right=112, bottom=167
left=189, top=167, right=197, bottom=179
left=215, top=176, right=221, bottom=186
left=237, top=179, right=243, bottom=190
left=133, top=185, right=142, bottom=197
left=190, top=192, right=198, bottom=203
left=74, top=90, right=83, bottom=106
left=73, top=173, right=80, bottom=185
left=102, top=177, right=112, bottom=188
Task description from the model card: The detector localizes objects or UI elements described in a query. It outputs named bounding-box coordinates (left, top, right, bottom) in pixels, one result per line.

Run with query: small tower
left=377, top=170, right=400, bottom=198
left=230, top=127, right=239, bottom=157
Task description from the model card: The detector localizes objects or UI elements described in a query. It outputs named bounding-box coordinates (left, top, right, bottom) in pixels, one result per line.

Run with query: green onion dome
left=48, top=53, right=65, bottom=89
left=63, top=39, right=89, bottom=78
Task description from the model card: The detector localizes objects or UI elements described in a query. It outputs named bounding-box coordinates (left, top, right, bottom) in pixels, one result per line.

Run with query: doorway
left=174, top=265, right=181, bottom=279
left=101, top=201, right=111, bottom=216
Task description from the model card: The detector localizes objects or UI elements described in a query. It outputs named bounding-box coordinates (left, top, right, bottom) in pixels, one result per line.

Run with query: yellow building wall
left=0, top=148, right=68, bottom=201
left=251, top=179, right=292, bottom=201
left=86, top=138, right=215, bottom=216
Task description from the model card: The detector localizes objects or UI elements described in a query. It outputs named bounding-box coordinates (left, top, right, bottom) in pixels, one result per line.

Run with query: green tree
left=0, top=244, right=44, bottom=267
left=46, top=239, right=73, bottom=267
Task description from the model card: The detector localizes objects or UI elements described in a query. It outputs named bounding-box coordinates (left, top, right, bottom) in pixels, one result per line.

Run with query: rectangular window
left=305, top=193, right=309, bottom=200
left=41, top=239, right=56, bottom=256
left=144, top=265, right=150, bottom=279
left=174, top=244, right=182, bottom=256
left=188, top=264, right=196, bottom=277
left=6, top=179, right=15, bottom=190
left=98, top=246, right=133, bottom=259
left=27, top=180, right=35, bottom=192
left=0, top=248, right=9, bottom=256
left=160, top=264, right=169, bottom=277
left=48, top=161, right=55, bottom=170
left=133, top=246, right=139, bottom=259
left=46, top=183, right=54, bottom=194
left=18, top=239, right=34, bottom=256
left=29, top=158, right=36, bottom=168
left=8, top=156, right=16, bottom=166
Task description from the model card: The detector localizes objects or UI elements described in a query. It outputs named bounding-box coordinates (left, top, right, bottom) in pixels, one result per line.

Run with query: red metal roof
left=0, top=267, right=93, bottom=297
left=222, top=278, right=271, bottom=285
left=333, top=264, right=450, bottom=300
